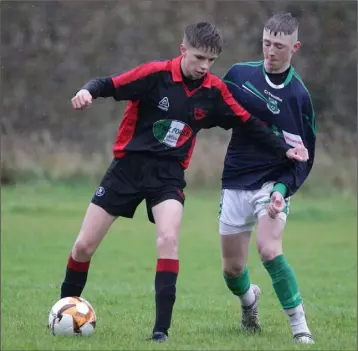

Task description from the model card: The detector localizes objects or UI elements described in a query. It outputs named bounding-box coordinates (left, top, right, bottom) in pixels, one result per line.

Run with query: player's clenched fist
left=286, top=146, right=309, bottom=162
left=267, top=191, right=286, bottom=219
left=71, top=89, right=93, bottom=110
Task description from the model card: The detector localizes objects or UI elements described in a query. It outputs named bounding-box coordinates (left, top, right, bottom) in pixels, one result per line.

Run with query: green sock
left=223, top=266, right=251, bottom=297
left=263, top=254, right=302, bottom=309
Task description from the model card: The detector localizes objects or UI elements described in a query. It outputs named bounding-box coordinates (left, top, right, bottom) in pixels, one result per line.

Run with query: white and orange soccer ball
left=48, top=297, right=96, bottom=336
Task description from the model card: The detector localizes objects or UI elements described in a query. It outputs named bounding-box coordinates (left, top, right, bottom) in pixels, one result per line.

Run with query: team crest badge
left=267, top=97, right=280, bottom=114
left=194, top=107, right=207, bottom=120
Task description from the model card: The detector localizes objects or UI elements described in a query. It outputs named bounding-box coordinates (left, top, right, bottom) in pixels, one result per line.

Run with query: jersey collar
left=262, top=63, right=295, bottom=89
left=171, top=56, right=212, bottom=88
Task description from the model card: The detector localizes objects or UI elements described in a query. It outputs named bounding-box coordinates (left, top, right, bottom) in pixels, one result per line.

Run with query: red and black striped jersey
left=82, top=56, right=290, bottom=169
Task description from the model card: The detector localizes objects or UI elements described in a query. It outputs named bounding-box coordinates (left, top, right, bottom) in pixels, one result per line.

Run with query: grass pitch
left=1, top=183, right=356, bottom=350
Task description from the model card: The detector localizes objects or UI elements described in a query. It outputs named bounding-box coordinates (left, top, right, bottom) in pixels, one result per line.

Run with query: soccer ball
left=48, top=296, right=96, bottom=336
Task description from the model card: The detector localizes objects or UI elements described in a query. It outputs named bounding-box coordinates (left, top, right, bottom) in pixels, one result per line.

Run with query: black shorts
left=91, top=153, right=186, bottom=223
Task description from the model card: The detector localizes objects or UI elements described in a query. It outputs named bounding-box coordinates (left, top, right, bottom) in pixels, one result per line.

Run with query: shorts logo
left=153, top=119, right=193, bottom=147
left=95, top=186, right=105, bottom=197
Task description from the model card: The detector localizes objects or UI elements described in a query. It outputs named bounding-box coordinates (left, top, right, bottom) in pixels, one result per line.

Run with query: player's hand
left=267, top=191, right=285, bottom=219
left=71, top=89, right=93, bottom=110
left=286, top=146, right=309, bottom=162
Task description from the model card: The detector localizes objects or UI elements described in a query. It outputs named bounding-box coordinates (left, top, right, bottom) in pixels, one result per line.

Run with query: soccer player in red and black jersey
left=62, top=22, right=308, bottom=342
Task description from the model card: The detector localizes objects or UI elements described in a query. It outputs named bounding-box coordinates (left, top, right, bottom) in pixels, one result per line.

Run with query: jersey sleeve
left=81, top=62, right=162, bottom=101
left=213, top=74, right=291, bottom=159
left=273, top=92, right=316, bottom=197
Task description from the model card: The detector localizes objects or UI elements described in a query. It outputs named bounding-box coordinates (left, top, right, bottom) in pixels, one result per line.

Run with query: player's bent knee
left=156, top=233, right=178, bottom=258
left=72, top=237, right=97, bottom=260
left=257, top=245, right=281, bottom=262
left=223, top=262, right=245, bottom=278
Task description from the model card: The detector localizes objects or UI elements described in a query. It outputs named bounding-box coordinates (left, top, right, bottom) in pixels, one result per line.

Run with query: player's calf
left=60, top=203, right=115, bottom=298
left=223, top=266, right=261, bottom=332
left=152, top=258, right=179, bottom=337
left=60, top=254, right=91, bottom=298
left=263, top=254, right=313, bottom=343
left=151, top=199, right=183, bottom=337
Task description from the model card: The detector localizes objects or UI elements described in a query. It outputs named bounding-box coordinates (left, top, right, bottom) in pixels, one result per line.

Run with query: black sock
left=153, top=258, right=179, bottom=336
left=60, top=254, right=91, bottom=298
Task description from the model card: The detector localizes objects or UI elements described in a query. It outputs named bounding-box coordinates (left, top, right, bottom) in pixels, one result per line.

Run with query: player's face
left=180, top=44, right=218, bottom=79
left=262, top=29, right=301, bottom=73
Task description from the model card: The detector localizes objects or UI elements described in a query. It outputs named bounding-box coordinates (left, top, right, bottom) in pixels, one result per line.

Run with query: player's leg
left=61, top=158, right=143, bottom=299
left=150, top=197, right=183, bottom=341
left=219, top=189, right=261, bottom=332
left=144, top=159, right=186, bottom=342
left=254, top=183, right=313, bottom=344
left=61, top=203, right=116, bottom=298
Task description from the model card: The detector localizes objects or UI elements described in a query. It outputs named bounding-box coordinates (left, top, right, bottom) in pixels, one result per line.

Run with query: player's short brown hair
left=264, top=13, right=299, bottom=36
left=184, top=22, right=223, bottom=55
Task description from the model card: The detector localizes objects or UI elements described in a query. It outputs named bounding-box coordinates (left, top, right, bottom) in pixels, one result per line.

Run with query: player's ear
left=293, top=41, right=301, bottom=53
left=180, top=43, right=187, bottom=56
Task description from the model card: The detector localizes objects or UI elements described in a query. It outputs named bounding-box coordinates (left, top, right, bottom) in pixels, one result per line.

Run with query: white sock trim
left=239, top=285, right=256, bottom=306
left=284, top=304, right=310, bottom=336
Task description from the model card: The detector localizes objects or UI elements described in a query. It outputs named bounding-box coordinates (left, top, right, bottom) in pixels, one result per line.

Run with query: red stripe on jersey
left=210, top=76, right=251, bottom=123
left=111, top=61, right=169, bottom=88
left=180, top=137, right=196, bottom=169
left=113, top=101, right=139, bottom=158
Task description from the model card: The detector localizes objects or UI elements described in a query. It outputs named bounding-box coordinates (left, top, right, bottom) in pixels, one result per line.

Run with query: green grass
left=1, top=183, right=357, bottom=350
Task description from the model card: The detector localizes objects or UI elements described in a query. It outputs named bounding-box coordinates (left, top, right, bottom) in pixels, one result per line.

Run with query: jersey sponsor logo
left=194, top=107, right=207, bottom=120
left=158, top=97, right=169, bottom=111
left=153, top=120, right=193, bottom=147
left=264, top=89, right=282, bottom=102
left=282, top=130, right=304, bottom=147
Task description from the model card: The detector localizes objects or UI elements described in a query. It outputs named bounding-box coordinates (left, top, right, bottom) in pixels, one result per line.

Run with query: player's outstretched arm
left=241, top=115, right=308, bottom=162
left=214, top=80, right=308, bottom=162
left=71, top=61, right=162, bottom=110
left=71, top=76, right=114, bottom=110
